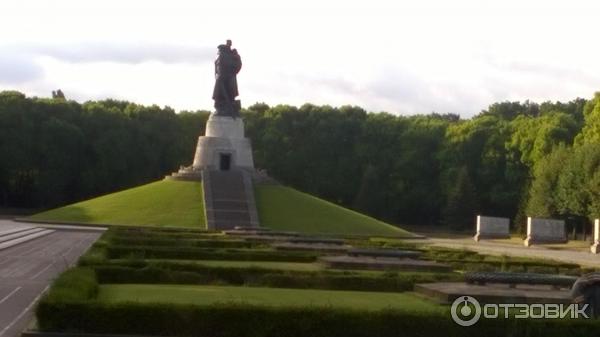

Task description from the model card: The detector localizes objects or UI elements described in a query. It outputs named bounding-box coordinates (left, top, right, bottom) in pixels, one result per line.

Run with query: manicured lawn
left=255, top=185, right=414, bottom=237
left=97, top=284, right=443, bottom=312
left=30, top=180, right=205, bottom=228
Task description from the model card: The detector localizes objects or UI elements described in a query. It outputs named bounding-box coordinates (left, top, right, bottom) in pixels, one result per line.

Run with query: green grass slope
left=255, top=185, right=412, bottom=237
left=30, top=180, right=205, bottom=228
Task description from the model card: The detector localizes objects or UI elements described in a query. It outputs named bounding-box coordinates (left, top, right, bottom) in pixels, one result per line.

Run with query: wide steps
left=203, top=169, right=259, bottom=230
left=212, top=200, right=249, bottom=209
left=0, top=228, right=55, bottom=250
left=212, top=220, right=256, bottom=229
left=0, top=226, right=38, bottom=238
left=0, top=227, right=48, bottom=243
left=210, top=210, right=253, bottom=222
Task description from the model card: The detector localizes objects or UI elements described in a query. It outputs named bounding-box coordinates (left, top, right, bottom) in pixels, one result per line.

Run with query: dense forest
left=1, top=90, right=599, bottom=234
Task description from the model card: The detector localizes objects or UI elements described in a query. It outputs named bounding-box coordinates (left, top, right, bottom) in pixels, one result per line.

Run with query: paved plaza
left=0, top=220, right=102, bottom=337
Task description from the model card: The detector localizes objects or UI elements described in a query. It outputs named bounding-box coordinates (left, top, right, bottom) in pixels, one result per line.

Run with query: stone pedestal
left=192, top=115, right=254, bottom=170
left=167, top=113, right=260, bottom=229
left=474, top=215, right=510, bottom=241
left=591, top=219, right=600, bottom=254
left=524, top=217, right=567, bottom=247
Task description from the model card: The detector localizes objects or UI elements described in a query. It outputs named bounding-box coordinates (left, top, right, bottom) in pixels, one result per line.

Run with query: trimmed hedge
left=110, top=229, right=225, bottom=240
left=423, top=248, right=581, bottom=274
left=105, top=245, right=318, bottom=262
left=36, top=300, right=600, bottom=337
left=112, top=227, right=213, bottom=234
left=91, top=264, right=461, bottom=292
left=44, top=267, right=98, bottom=302
left=361, top=238, right=422, bottom=250
left=109, top=237, right=262, bottom=249
left=78, top=245, right=109, bottom=266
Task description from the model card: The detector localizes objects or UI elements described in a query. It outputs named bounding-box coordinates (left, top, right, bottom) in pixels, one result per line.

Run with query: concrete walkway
left=0, top=220, right=103, bottom=337
left=416, top=237, right=600, bottom=268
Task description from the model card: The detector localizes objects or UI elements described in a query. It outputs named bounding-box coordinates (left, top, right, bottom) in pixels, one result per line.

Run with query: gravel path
left=415, top=237, right=600, bottom=267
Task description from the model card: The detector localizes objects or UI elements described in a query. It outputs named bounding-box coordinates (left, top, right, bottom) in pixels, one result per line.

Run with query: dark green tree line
left=0, top=91, right=209, bottom=208
left=1, top=90, right=597, bottom=233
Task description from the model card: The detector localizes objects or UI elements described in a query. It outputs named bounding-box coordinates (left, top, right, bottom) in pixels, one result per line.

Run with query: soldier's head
left=217, top=44, right=228, bottom=54
left=226, top=40, right=232, bottom=48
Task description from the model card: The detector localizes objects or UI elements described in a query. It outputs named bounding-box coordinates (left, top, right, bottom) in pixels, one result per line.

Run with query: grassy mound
left=255, top=185, right=412, bottom=237
left=30, top=180, right=205, bottom=228
left=30, top=179, right=410, bottom=236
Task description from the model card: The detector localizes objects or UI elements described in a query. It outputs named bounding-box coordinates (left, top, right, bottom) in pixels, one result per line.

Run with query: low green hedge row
left=109, top=229, right=225, bottom=240
left=78, top=245, right=109, bottom=266
left=44, top=267, right=98, bottom=302
left=36, top=300, right=600, bottom=337
left=112, top=227, right=212, bottom=234
left=361, top=238, right=422, bottom=250
left=424, top=248, right=578, bottom=267
left=91, top=263, right=461, bottom=292
left=109, top=237, right=262, bottom=249
left=423, top=248, right=581, bottom=274
left=452, top=262, right=581, bottom=275
left=105, top=245, right=318, bottom=262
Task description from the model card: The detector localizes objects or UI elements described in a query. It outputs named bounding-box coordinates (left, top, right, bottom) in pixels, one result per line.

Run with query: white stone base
left=192, top=136, right=254, bottom=169
left=191, top=115, right=254, bottom=170
left=205, top=115, right=245, bottom=139
left=592, top=219, right=600, bottom=254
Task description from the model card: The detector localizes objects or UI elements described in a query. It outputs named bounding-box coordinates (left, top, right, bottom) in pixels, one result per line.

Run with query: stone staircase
left=203, top=169, right=259, bottom=230
left=0, top=225, right=55, bottom=250
left=165, top=166, right=203, bottom=181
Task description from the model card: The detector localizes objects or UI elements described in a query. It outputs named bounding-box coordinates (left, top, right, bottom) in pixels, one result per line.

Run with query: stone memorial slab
left=474, top=215, right=510, bottom=241
left=524, top=217, right=567, bottom=246
left=591, top=219, right=600, bottom=254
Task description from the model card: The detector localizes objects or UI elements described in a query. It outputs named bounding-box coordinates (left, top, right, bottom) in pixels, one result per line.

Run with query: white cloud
left=0, top=54, right=44, bottom=84
left=7, top=43, right=215, bottom=64
left=1, top=0, right=600, bottom=116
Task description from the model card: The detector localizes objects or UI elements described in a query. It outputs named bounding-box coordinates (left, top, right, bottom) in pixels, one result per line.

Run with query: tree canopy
left=1, top=91, right=597, bottom=234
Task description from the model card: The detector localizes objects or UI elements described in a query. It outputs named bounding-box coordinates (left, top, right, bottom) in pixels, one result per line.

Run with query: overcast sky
left=2, top=0, right=600, bottom=116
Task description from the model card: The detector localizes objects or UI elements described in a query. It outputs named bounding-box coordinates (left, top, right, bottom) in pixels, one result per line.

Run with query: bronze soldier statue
left=212, top=40, right=242, bottom=117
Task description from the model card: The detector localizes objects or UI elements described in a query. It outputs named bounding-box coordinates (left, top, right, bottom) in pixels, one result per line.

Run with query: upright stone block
left=524, top=217, right=567, bottom=247
left=474, top=215, right=510, bottom=241
left=591, top=219, right=600, bottom=254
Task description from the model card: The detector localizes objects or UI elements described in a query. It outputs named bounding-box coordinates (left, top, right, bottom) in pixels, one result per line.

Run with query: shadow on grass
left=31, top=205, right=95, bottom=223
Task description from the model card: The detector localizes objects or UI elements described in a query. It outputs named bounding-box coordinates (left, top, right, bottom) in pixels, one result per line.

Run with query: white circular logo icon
left=451, top=296, right=481, bottom=326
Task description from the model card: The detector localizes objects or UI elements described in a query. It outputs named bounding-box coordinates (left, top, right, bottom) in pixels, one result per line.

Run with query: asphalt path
left=0, top=221, right=101, bottom=337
